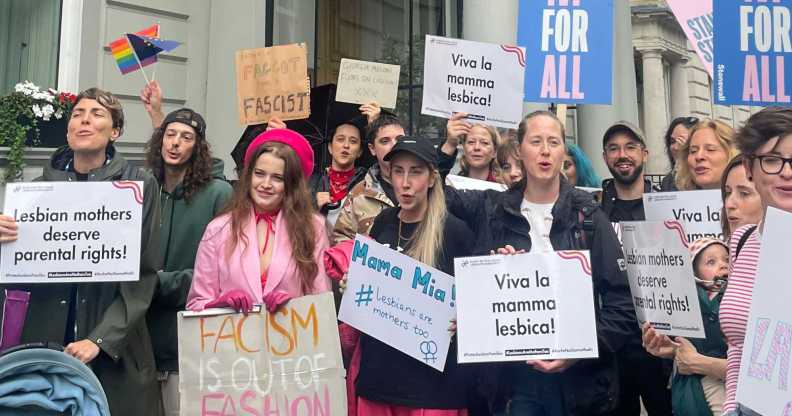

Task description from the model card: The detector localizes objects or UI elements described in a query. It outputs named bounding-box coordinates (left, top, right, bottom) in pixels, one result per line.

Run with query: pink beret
left=244, top=128, right=314, bottom=178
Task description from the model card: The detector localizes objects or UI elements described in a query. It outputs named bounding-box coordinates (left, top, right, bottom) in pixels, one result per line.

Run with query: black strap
left=577, top=208, right=595, bottom=249
left=735, top=225, right=757, bottom=261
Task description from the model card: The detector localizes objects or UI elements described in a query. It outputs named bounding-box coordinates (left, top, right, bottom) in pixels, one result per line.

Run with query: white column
left=669, top=58, right=690, bottom=118
left=576, top=0, right=640, bottom=178
left=640, top=48, right=670, bottom=175
left=462, top=0, right=547, bottom=120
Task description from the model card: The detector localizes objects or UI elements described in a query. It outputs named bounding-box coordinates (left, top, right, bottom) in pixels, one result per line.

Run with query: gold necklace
left=397, top=217, right=410, bottom=252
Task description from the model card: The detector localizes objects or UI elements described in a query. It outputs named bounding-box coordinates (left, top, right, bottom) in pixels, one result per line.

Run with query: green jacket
left=0, top=145, right=163, bottom=416
left=147, top=158, right=232, bottom=371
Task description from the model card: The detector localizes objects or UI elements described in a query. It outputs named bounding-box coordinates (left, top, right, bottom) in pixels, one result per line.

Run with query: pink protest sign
left=666, top=0, right=714, bottom=77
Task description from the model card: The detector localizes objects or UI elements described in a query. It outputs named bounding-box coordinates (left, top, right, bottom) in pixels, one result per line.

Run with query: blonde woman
left=447, top=112, right=501, bottom=182
left=675, top=119, right=739, bottom=190
left=352, top=136, right=475, bottom=415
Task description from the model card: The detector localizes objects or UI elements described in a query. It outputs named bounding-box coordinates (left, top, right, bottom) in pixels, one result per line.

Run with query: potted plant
left=0, top=81, right=76, bottom=182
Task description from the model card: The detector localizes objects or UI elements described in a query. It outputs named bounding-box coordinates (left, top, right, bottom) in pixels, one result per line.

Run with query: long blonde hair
left=406, top=170, right=446, bottom=268
left=675, top=119, right=738, bottom=190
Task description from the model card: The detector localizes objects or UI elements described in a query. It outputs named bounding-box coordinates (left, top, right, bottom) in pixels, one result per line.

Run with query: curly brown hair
left=145, top=122, right=213, bottom=201
left=222, top=141, right=319, bottom=293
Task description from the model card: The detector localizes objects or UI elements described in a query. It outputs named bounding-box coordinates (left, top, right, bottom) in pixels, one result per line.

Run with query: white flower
left=32, top=104, right=43, bottom=118
left=54, top=109, right=64, bottom=119
left=41, top=104, right=55, bottom=121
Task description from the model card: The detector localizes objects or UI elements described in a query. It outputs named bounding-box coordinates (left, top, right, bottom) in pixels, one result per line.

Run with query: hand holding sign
left=0, top=215, right=18, bottom=242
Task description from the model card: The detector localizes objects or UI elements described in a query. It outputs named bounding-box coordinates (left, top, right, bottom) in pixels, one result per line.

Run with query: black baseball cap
left=383, top=135, right=438, bottom=168
left=161, top=108, right=206, bottom=139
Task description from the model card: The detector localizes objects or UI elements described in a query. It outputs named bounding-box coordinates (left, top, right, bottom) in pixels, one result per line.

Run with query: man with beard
left=601, top=121, right=659, bottom=222
left=600, top=121, right=671, bottom=415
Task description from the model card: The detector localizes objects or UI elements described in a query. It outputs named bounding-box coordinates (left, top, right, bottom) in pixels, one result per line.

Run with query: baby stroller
left=0, top=342, right=110, bottom=415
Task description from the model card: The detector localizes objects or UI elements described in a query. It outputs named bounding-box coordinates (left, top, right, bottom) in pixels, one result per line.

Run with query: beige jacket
left=332, top=166, right=394, bottom=243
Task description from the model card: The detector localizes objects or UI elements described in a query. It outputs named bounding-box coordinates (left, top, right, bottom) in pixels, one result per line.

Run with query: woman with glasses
left=675, top=119, right=739, bottom=191
left=719, top=107, right=792, bottom=416
left=661, top=117, right=699, bottom=191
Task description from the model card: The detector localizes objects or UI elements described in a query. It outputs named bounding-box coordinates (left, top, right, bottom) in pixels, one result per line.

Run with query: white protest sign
left=421, top=35, right=526, bottom=129
left=336, top=58, right=400, bottom=109
left=1, top=181, right=143, bottom=283
left=338, top=235, right=455, bottom=371
left=737, top=207, right=792, bottom=413
left=178, top=293, right=347, bottom=415
left=445, top=174, right=506, bottom=192
left=621, top=221, right=705, bottom=338
left=644, top=190, right=724, bottom=242
left=453, top=250, right=598, bottom=363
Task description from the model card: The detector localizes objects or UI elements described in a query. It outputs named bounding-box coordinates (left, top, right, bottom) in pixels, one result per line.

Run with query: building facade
left=0, top=0, right=758, bottom=192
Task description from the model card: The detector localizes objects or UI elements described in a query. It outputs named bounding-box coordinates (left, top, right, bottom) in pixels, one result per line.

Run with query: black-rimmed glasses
left=753, top=155, right=792, bottom=175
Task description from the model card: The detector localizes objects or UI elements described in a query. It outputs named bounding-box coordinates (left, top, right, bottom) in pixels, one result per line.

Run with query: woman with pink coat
left=187, top=129, right=331, bottom=312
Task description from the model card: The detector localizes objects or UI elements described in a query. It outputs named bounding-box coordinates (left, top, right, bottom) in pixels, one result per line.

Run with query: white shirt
left=520, top=199, right=555, bottom=252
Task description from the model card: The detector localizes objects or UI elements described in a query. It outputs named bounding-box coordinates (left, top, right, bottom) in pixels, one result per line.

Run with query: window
left=0, top=0, right=62, bottom=95
left=270, top=0, right=460, bottom=142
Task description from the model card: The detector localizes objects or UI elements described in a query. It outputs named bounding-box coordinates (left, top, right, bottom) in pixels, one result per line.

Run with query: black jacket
left=446, top=179, right=637, bottom=415
left=600, top=178, right=659, bottom=222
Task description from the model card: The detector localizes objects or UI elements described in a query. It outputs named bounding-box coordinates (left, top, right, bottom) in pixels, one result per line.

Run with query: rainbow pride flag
left=109, top=25, right=159, bottom=75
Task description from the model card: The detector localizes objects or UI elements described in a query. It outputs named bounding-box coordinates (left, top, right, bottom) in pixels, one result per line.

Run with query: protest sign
left=1, top=181, right=143, bottom=283
left=736, top=208, right=792, bottom=413
left=453, top=250, right=598, bottom=363
left=178, top=293, right=347, bottom=415
left=338, top=235, right=456, bottom=371
left=235, top=43, right=311, bottom=125
left=714, top=1, right=792, bottom=106
left=336, top=58, right=400, bottom=109
left=445, top=174, right=507, bottom=192
left=517, top=0, right=613, bottom=104
left=621, top=221, right=705, bottom=338
left=421, top=35, right=526, bottom=129
left=666, top=0, right=714, bottom=77
left=644, top=190, right=724, bottom=243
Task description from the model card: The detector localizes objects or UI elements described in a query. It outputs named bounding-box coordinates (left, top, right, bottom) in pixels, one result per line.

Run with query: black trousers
left=613, top=345, right=673, bottom=416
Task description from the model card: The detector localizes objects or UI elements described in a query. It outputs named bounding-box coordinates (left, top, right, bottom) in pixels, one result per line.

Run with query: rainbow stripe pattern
left=109, top=25, right=159, bottom=75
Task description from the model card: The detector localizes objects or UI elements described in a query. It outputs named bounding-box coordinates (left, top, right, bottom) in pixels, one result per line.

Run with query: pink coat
left=186, top=209, right=331, bottom=311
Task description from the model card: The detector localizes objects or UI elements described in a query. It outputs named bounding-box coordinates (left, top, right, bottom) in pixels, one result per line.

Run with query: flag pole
left=152, top=22, right=161, bottom=82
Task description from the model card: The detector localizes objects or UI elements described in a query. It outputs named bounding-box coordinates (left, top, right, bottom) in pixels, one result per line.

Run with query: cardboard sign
left=1, top=182, right=143, bottom=283
left=453, top=251, right=598, bottom=363
left=445, top=174, right=507, bottom=192
left=235, top=44, right=311, bottom=125
left=421, top=35, right=526, bottom=129
left=177, top=293, right=347, bottom=415
left=338, top=235, right=456, bottom=372
left=336, top=58, right=400, bottom=109
left=736, top=208, right=792, bottom=413
left=714, top=1, right=792, bottom=106
left=666, top=0, right=714, bottom=77
left=621, top=221, right=705, bottom=338
left=517, top=0, right=614, bottom=104
left=643, top=190, right=724, bottom=243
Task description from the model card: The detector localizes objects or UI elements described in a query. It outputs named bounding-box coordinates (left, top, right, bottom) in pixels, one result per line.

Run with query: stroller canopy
left=0, top=345, right=110, bottom=416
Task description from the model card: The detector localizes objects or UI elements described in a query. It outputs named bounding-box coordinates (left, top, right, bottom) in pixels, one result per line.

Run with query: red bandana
left=328, top=168, right=355, bottom=203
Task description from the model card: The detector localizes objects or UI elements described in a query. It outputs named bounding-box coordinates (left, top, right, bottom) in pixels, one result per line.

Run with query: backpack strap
left=577, top=207, right=596, bottom=249
left=734, top=225, right=757, bottom=261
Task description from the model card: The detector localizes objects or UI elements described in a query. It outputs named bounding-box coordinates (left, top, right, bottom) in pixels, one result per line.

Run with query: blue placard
left=517, top=0, right=613, bottom=104
left=714, top=1, right=792, bottom=106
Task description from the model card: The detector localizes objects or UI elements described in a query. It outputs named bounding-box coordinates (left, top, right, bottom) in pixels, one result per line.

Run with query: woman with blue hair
left=564, top=143, right=601, bottom=188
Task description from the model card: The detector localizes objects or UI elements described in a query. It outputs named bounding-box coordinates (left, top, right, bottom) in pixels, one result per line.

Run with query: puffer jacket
left=446, top=178, right=637, bottom=415
left=332, top=164, right=396, bottom=243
